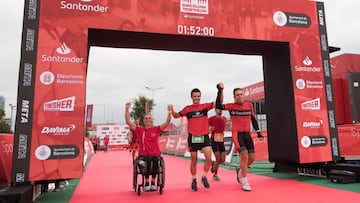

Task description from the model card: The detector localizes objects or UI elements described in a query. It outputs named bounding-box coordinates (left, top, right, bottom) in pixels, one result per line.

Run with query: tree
left=0, top=109, right=12, bottom=133
left=130, top=95, right=154, bottom=126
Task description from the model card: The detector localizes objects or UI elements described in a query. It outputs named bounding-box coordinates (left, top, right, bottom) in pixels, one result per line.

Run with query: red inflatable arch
left=12, top=0, right=340, bottom=183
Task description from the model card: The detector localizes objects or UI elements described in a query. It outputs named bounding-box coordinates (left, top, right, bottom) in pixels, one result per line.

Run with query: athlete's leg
left=220, top=151, right=226, bottom=164
left=248, top=152, right=255, bottom=167
left=218, top=143, right=226, bottom=166
left=190, top=151, right=198, bottom=177
left=202, top=146, right=212, bottom=173
left=201, top=146, right=212, bottom=188
left=240, top=150, right=249, bottom=178
left=245, top=133, right=255, bottom=168
left=213, top=151, right=220, bottom=175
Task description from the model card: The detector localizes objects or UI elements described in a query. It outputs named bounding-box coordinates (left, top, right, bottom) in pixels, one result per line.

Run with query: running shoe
left=242, top=182, right=252, bottom=191
left=143, top=185, right=151, bottom=192
left=150, top=185, right=157, bottom=191
left=201, top=176, right=210, bottom=188
left=212, top=175, right=220, bottom=181
left=236, top=165, right=243, bottom=184
left=191, top=179, right=198, bottom=191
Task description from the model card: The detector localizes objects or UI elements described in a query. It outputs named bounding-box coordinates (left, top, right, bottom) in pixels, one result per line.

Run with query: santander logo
left=56, top=42, right=71, bottom=55
left=295, top=56, right=321, bottom=72
left=243, top=86, right=264, bottom=97
left=60, top=0, right=109, bottom=13
left=303, top=56, right=312, bottom=66
left=41, top=43, right=84, bottom=64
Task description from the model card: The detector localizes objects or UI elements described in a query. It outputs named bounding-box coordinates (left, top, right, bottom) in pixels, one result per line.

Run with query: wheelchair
left=132, top=156, right=165, bottom=196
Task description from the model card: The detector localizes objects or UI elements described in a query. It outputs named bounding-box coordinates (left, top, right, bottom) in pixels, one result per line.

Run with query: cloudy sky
left=1, top=1, right=359, bottom=127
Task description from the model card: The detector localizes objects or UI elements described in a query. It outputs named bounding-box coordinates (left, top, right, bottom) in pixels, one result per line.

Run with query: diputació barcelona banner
left=13, top=0, right=339, bottom=183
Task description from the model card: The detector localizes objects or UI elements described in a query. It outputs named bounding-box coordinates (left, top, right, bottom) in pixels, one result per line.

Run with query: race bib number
left=192, top=135, right=204, bottom=143
left=214, top=133, right=224, bottom=142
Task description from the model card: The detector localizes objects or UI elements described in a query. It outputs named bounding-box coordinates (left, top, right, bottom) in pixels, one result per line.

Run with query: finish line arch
left=12, top=0, right=340, bottom=184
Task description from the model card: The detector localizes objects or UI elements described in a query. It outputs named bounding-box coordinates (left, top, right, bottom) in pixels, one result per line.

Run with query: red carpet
left=70, top=151, right=360, bottom=203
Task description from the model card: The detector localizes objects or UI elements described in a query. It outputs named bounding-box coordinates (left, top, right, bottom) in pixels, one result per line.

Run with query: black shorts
left=211, top=137, right=225, bottom=153
left=237, top=132, right=255, bottom=153
left=187, top=134, right=211, bottom=152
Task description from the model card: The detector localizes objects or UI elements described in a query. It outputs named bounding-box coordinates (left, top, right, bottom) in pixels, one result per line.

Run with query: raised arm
left=160, top=105, right=172, bottom=130
left=168, top=104, right=181, bottom=118
left=216, top=82, right=225, bottom=110
left=125, top=102, right=137, bottom=131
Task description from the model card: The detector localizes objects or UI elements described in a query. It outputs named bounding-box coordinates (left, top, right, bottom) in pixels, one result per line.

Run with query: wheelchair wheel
left=161, top=157, right=165, bottom=188
left=157, top=157, right=165, bottom=194
left=137, top=185, right=141, bottom=196
left=133, top=159, right=138, bottom=191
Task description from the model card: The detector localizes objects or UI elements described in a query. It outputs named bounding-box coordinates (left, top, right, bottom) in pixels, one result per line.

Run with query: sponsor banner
left=165, top=134, right=188, bottom=155
left=338, top=124, right=360, bottom=158
left=96, top=124, right=130, bottom=146
left=28, top=118, right=84, bottom=181
left=286, top=2, right=338, bottom=163
left=85, top=104, right=93, bottom=128
left=159, top=134, right=188, bottom=155
left=39, top=0, right=318, bottom=41
left=0, top=134, right=14, bottom=184
left=162, top=126, right=360, bottom=161
left=26, top=16, right=88, bottom=181
left=28, top=93, right=84, bottom=182
left=242, top=81, right=264, bottom=101
left=14, top=0, right=330, bottom=183
left=12, top=0, right=40, bottom=184
left=292, top=64, right=333, bottom=163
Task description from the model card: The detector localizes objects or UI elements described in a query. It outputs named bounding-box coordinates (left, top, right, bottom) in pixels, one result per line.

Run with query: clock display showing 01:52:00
left=177, top=25, right=215, bottom=36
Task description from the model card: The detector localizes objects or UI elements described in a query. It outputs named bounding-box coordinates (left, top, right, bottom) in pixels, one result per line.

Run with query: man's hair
left=191, top=88, right=201, bottom=96
left=233, top=88, right=242, bottom=96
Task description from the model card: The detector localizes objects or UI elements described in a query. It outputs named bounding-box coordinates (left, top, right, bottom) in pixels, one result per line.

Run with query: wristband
left=256, top=130, right=261, bottom=132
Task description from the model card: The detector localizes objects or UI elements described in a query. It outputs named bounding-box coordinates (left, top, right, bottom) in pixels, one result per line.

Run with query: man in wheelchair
left=125, top=102, right=172, bottom=192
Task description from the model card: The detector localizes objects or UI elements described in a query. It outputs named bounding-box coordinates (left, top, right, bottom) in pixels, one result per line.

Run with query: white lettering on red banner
left=301, top=98, right=320, bottom=110
left=43, top=96, right=75, bottom=112
left=41, top=124, right=76, bottom=136
left=180, top=0, right=208, bottom=14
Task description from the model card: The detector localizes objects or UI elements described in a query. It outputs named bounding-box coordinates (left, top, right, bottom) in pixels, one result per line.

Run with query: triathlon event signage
left=12, top=0, right=339, bottom=183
